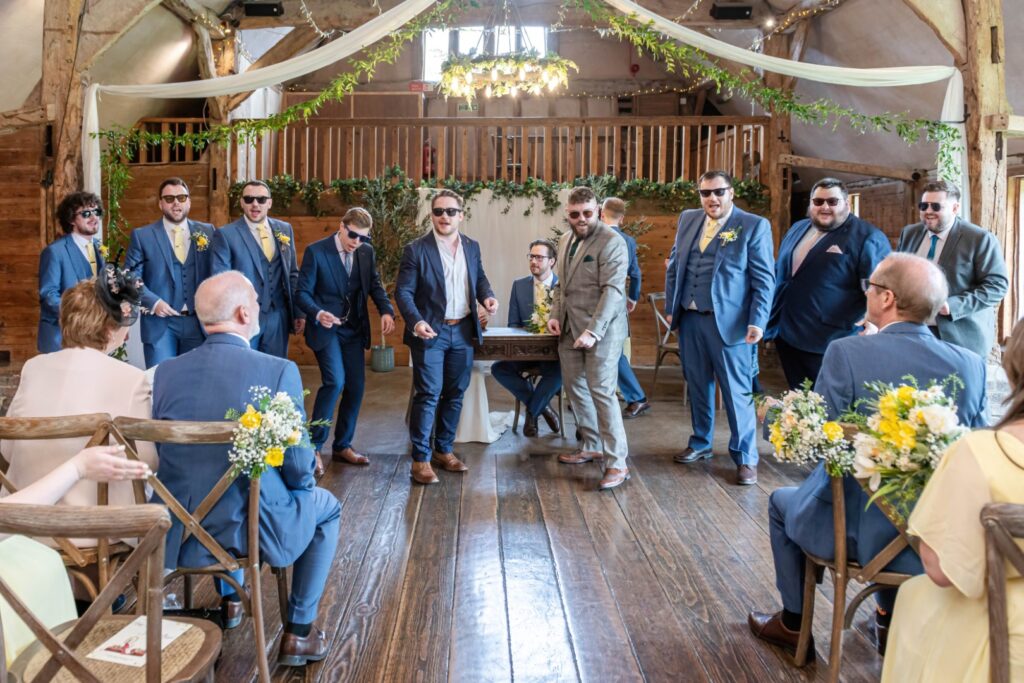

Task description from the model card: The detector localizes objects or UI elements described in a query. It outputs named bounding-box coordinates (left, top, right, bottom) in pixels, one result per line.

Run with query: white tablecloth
left=454, top=362, right=514, bottom=443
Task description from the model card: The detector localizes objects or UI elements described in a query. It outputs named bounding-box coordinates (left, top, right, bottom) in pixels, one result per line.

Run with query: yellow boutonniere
left=98, top=244, right=110, bottom=259
left=191, top=232, right=210, bottom=251
left=273, top=230, right=290, bottom=247
left=718, top=227, right=740, bottom=244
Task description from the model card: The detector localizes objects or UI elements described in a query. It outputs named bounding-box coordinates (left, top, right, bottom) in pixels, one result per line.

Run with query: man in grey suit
left=548, top=186, right=630, bottom=490
left=896, top=180, right=1008, bottom=360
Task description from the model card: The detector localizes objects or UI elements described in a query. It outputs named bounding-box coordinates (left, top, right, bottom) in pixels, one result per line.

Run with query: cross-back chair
left=110, top=417, right=287, bottom=683
left=646, top=292, right=681, bottom=397
left=982, top=502, right=1024, bottom=683
left=0, top=413, right=144, bottom=600
left=0, top=503, right=221, bottom=682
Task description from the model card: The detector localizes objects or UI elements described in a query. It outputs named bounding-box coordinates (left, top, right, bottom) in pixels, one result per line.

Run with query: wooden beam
left=207, top=34, right=235, bottom=228
left=763, top=33, right=794, bottom=249
left=78, top=0, right=163, bottom=70
left=780, top=21, right=810, bottom=92
left=226, top=27, right=320, bottom=112
left=0, top=105, right=53, bottom=136
left=778, top=154, right=918, bottom=182
left=161, top=0, right=227, bottom=39
left=900, top=0, right=967, bottom=64
left=194, top=25, right=227, bottom=120
left=986, top=113, right=1024, bottom=137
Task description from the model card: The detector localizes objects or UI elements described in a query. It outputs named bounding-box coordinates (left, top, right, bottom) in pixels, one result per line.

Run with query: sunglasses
left=567, top=209, right=594, bottom=220
left=431, top=207, right=462, bottom=217
left=918, top=201, right=944, bottom=212
left=242, top=195, right=271, bottom=205
left=811, top=197, right=842, bottom=207
left=698, top=187, right=731, bottom=198
left=78, top=208, right=104, bottom=219
left=345, top=229, right=372, bottom=244
left=161, top=194, right=190, bottom=204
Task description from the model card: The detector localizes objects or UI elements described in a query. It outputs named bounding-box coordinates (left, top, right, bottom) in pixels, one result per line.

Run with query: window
left=422, top=29, right=450, bottom=82
left=458, top=27, right=484, bottom=55
left=422, top=26, right=549, bottom=81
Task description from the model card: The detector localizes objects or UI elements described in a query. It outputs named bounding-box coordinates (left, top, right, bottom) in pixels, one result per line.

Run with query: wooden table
left=475, top=326, right=559, bottom=362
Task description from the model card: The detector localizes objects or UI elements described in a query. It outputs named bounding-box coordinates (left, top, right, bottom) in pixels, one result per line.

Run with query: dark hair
left=698, top=170, right=733, bottom=187
left=241, top=179, right=272, bottom=194
left=922, top=179, right=961, bottom=202
left=810, top=177, right=848, bottom=199
left=430, top=188, right=464, bottom=209
left=567, top=186, right=596, bottom=205
left=529, top=239, right=557, bottom=260
left=158, top=177, right=190, bottom=196
left=56, top=192, right=103, bottom=234
left=997, top=318, right=1024, bottom=429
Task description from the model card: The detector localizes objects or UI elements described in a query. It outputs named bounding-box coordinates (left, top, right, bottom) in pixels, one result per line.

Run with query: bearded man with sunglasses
left=124, top=177, right=216, bottom=367
left=296, top=207, right=395, bottom=469
left=211, top=179, right=303, bottom=358
left=766, top=177, right=890, bottom=389
left=38, top=192, right=107, bottom=352
left=665, top=170, right=774, bottom=486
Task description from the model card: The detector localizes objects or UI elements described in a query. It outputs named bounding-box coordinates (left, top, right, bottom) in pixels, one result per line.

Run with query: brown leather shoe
left=737, top=464, right=758, bottom=485
left=540, top=406, right=561, bottom=433
left=748, top=611, right=814, bottom=661
left=557, top=450, right=599, bottom=465
left=221, top=598, right=244, bottom=630
left=599, top=468, right=630, bottom=490
left=411, top=461, right=439, bottom=485
left=333, top=447, right=369, bottom=465
left=523, top=412, right=539, bottom=437
left=431, top=452, right=468, bottom=472
left=313, top=453, right=326, bottom=478
left=622, top=400, right=651, bottom=419
left=277, top=627, right=328, bottom=666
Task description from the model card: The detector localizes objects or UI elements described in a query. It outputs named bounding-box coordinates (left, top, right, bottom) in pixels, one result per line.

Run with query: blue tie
left=926, top=234, right=939, bottom=260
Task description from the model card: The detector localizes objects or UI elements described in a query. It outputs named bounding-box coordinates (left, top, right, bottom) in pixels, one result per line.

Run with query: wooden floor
left=203, top=366, right=886, bottom=682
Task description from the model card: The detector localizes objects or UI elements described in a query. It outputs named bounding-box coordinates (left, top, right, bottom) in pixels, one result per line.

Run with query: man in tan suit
left=548, top=186, right=630, bottom=490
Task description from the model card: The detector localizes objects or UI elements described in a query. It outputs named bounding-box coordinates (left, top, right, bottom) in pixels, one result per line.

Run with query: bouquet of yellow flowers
left=526, top=283, right=554, bottom=334
left=845, top=375, right=967, bottom=519
left=762, top=380, right=853, bottom=476
left=225, top=386, right=317, bottom=478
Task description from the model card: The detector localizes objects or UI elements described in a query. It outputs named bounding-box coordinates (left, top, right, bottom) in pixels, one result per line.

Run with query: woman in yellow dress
left=882, top=318, right=1024, bottom=681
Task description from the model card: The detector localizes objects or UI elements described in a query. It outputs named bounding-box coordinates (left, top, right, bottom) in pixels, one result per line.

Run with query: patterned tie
left=258, top=223, right=274, bottom=261
left=342, top=251, right=352, bottom=275
left=173, top=225, right=187, bottom=263
left=85, top=241, right=97, bottom=276
left=698, top=219, right=720, bottom=253
left=926, top=234, right=939, bottom=260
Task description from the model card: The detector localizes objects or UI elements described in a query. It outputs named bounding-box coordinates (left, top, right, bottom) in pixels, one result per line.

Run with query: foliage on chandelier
left=438, top=53, right=578, bottom=100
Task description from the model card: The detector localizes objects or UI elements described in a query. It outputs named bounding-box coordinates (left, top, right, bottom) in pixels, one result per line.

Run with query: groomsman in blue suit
left=395, top=189, right=498, bottom=485
left=211, top=180, right=302, bottom=358
left=749, top=253, right=987, bottom=658
left=296, top=207, right=395, bottom=467
left=665, top=170, right=775, bottom=485
left=37, top=192, right=106, bottom=352
left=124, top=178, right=215, bottom=367
left=153, top=271, right=341, bottom=666
left=766, top=178, right=890, bottom=388
left=600, top=197, right=651, bottom=419
left=491, top=239, right=562, bottom=437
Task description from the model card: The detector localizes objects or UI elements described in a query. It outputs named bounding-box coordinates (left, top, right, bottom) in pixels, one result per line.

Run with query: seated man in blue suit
left=124, top=177, right=215, bottom=367
left=766, top=177, right=890, bottom=388
left=211, top=180, right=302, bottom=358
left=749, top=253, right=988, bottom=658
left=396, top=189, right=497, bottom=485
left=38, top=192, right=106, bottom=352
left=491, top=239, right=562, bottom=437
left=152, top=271, right=341, bottom=666
left=297, top=207, right=395, bottom=468
left=600, top=197, right=651, bottom=419
left=665, top=170, right=775, bottom=485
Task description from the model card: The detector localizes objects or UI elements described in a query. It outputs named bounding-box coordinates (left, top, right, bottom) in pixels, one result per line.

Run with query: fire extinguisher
left=423, top=138, right=433, bottom=178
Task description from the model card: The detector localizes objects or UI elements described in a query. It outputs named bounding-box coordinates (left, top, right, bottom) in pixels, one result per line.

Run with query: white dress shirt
left=245, top=216, right=275, bottom=259
left=434, top=232, right=471, bottom=320
left=915, top=223, right=953, bottom=325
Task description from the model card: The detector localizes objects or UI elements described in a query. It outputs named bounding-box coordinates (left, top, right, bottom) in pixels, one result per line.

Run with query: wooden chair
left=0, top=503, right=221, bottom=682
left=794, top=475, right=917, bottom=681
left=110, top=417, right=289, bottom=683
left=0, top=413, right=144, bottom=600
left=510, top=369, right=565, bottom=437
left=982, top=502, right=1024, bottom=683
left=647, top=292, right=681, bottom=397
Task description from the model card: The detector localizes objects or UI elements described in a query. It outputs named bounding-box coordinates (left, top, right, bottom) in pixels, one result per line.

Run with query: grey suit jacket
left=550, top=222, right=628, bottom=344
left=897, top=217, right=1008, bottom=359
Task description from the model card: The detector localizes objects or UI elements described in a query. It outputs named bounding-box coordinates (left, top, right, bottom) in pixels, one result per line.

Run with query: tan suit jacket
left=551, top=221, right=629, bottom=343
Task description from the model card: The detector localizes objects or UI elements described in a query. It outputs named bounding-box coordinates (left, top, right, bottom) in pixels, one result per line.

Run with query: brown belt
left=444, top=317, right=466, bottom=325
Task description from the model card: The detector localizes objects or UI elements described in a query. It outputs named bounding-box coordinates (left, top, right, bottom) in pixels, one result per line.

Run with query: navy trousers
left=617, top=352, right=646, bottom=403
left=143, top=315, right=206, bottom=368
left=310, top=326, right=365, bottom=452
left=408, top=319, right=474, bottom=460
left=491, top=360, right=562, bottom=416
left=252, top=308, right=289, bottom=358
left=775, top=337, right=825, bottom=390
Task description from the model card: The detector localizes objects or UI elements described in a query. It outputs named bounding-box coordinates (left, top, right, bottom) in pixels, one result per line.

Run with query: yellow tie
left=173, top=226, right=187, bottom=263
left=85, top=241, right=97, bottom=276
left=258, top=223, right=274, bottom=261
left=699, top=218, right=720, bottom=253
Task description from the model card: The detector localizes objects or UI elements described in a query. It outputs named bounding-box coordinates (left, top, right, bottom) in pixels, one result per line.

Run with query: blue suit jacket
left=507, top=274, right=557, bottom=328
left=124, top=219, right=215, bottom=344
left=295, top=236, right=394, bottom=351
left=664, top=207, right=775, bottom=345
left=611, top=226, right=641, bottom=303
left=767, top=215, right=890, bottom=354
left=152, top=333, right=321, bottom=569
left=395, top=232, right=494, bottom=348
left=38, top=234, right=105, bottom=352
left=210, top=217, right=300, bottom=322
left=786, top=322, right=987, bottom=569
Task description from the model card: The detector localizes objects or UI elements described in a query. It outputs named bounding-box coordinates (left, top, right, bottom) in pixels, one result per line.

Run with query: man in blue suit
left=767, top=178, right=890, bottom=388
left=296, top=207, right=395, bottom=467
left=395, top=189, right=498, bottom=484
left=38, top=192, right=106, bottom=352
left=749, top=253, right=988, bottom=658
left=153, top=271, right=341, bottom=666
left=600, top=197, right=651, bottom=419
left=665, top=170, right=775, bottom=485
left=124, top=177, right=215, bottom=367
left=491, top=239, right=562, bottom=437
left=211, top=180, right=302, bottom=358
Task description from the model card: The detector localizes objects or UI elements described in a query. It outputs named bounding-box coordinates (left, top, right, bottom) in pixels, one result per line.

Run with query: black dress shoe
left=540, top=406, right=561, bottom=433
left=523, top=412, right=539, bottom=437
left=278, top=627, right=328, bottom=666
left=674, top=447, right=712, bottom=464
left=622, top=400, right=651, bottom=419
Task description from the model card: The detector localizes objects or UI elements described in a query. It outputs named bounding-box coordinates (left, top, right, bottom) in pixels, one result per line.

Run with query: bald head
left=869, top=253, right=948, bottom=325
left=195, top=271, right=259, bottom=337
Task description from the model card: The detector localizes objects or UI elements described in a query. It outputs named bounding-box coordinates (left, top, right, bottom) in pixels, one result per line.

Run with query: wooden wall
left=850, top=181, right=914, bottom=245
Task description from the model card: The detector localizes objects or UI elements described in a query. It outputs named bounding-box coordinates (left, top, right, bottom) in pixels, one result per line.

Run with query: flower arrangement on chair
left=225, top=386, right=326, bottom=478
left=761, top=380, right=854, bottom=476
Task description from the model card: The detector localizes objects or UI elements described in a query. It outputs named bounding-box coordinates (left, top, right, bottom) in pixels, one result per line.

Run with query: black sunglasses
left=811, top=197, right=842, bottom=207
left=242, top=195, right=271, bottom=205
left=345, top=228, right=372, bottom=244
left=78, top=208, right=104, bottom=218
left=567, top=209, right=594, bottom=220
left=431, top=207, right=462, bottom=217
left=161, top=194, right=190, bottom=204
left=698, top=187, right=731, bottom=198
left=918, top=201, right=944, bottom=212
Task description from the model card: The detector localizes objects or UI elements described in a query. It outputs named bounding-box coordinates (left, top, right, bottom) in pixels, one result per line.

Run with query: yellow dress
left=882, top=430, right=1024, bottom=682
left=0, top=535, right=77, bottom=667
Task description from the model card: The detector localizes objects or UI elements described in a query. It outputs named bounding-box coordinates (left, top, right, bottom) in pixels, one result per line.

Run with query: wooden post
left=764, top=33, right=795, bottom=248
left=205, top=34, right=234, bottom=226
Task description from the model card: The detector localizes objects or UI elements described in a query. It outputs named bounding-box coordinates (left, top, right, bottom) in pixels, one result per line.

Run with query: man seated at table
left=491, top=239, right=562, bottom=437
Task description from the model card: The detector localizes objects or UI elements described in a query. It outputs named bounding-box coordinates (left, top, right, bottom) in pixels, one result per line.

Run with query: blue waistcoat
left=680, top=231, right=721, bottom=312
